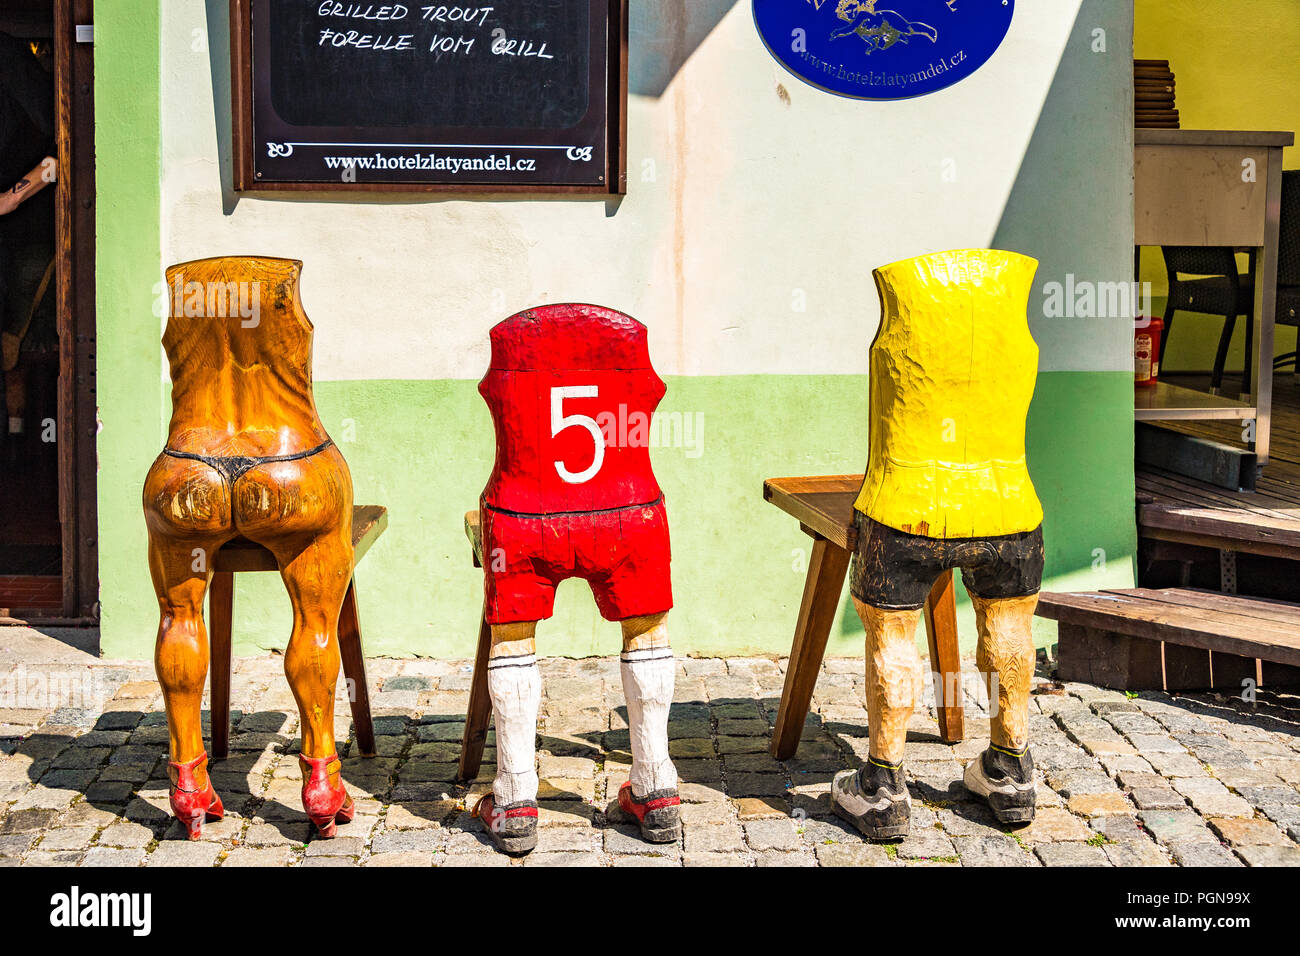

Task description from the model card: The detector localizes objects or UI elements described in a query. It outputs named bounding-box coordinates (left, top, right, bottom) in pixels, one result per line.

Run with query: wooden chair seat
left=207, top=504, right=387, bottom=759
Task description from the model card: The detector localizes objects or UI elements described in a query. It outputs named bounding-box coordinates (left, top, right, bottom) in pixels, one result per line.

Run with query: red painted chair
left=458, top=304, right=672, bottom=780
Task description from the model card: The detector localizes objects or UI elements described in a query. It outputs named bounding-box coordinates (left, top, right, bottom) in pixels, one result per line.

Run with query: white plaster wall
left=161, top=0, right=1133, bottom=380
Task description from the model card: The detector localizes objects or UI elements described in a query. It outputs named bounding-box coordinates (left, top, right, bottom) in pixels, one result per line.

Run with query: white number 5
left=551, top=385, right=605, bottom=484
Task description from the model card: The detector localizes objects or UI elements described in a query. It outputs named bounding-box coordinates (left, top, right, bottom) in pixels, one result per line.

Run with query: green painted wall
left=96, top=372, right=1135, bottom=660
left=93, top=1, right=163, bottom=652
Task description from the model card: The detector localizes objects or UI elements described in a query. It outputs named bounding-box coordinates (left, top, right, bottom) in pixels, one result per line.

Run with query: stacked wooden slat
left=1135, top=58, right=1179, bottom=128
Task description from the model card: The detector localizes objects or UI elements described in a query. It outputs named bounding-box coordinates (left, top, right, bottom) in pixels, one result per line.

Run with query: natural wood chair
left=144, top=255, right=382, bottom=839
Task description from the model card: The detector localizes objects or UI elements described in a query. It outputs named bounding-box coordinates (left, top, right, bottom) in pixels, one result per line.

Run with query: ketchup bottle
left=1135, top=315, right=1163, bottom=387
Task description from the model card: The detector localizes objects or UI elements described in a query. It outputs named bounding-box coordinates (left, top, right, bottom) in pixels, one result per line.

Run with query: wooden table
left=1135, top=129, right=1295, bottom=470
left=207, top=504, right=387, bottom=759
left=763, top=475, right=964, bottom=759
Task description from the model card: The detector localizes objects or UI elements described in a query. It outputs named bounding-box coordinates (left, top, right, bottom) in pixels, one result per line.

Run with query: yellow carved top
left=854, top=249, right=1044, bottom=538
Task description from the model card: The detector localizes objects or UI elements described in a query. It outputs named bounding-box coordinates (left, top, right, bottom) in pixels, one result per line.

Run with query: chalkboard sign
left=231, top=1, right=627, bottom=193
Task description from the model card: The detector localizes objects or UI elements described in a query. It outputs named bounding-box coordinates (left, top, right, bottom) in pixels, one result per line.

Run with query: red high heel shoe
left=168, top=751, right=224, bottom=840
left=300, top=753, right=355, bottom=838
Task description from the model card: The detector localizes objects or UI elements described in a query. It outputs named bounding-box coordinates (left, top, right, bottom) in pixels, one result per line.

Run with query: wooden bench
left=1037, top=586, right=1300, bottom=691
left=763, top=475, right=965, bottom=758
left=207, top=504, right=387, bottom=759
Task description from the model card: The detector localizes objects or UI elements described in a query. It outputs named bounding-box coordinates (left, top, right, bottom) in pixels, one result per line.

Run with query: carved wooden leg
left=272, top=528, right=354, bottom=760
left=234, top=445, right=355, bottom=763
left=856, top=599, right=923, bottom=765
left=620, top=612, right=676, bottom=795
left=208, top=571, right=234, bottom=761
left=147, top=532, right=226, bottom=765
left=459, top=601, right=494, bottom=782
left=338, top=579, right=376, bottom=757
left=771, top=537, right=851, bottom=760
left=487, top=621, right=541, bottom=803
left=971, top=593, right=1039, bottom=751
left=236, top=447, right=355, bottom=836
left=923, top=570, right=964, bottom=744
left=622, top=612, right=670, bottom=653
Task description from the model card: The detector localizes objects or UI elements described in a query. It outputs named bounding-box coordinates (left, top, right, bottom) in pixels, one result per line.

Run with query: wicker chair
left=1269, top=170, right=1300, bottom=373
left=1159, top=245, right=1256, bottom=396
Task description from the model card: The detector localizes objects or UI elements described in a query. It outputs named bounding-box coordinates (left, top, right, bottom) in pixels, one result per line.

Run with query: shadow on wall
left=630, top=0, right=740, bottom=98
left=987, top=0, right=1133, bottom=332
left=204, top=0, right=236, bottom=216
left=201, top=0, right=740, bottom=213
left=988, top=0, right=1139, bottom=606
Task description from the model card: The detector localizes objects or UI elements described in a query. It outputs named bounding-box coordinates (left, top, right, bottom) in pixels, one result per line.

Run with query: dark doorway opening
left=0, top=0, right=96, bottom=623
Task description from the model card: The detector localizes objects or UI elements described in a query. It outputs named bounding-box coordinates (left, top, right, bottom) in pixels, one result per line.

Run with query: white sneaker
left=963, top=746, right=1037, bottom=825
left=830, top=760, right=911, bottom=841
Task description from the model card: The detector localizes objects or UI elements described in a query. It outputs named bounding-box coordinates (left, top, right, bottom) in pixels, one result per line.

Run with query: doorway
left=0, top=0, right=96, bottom=623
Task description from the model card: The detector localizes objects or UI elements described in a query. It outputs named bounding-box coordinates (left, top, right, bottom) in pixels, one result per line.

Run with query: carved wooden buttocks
left=143, top=255, right=356, bottom=839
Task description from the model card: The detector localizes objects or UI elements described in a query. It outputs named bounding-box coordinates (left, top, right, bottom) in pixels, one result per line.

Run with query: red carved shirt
left=479, top=304, right=666, bottom=515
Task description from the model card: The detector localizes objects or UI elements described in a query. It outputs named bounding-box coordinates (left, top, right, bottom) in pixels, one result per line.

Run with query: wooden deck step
left=1037, top=587, right=1300, bottom=691
left=1134, top=374, right=1300, bottom=565
left=1137, top=469, right=1300, bottom=560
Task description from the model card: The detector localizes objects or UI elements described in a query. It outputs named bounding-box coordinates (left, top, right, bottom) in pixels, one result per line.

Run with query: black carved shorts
left=849, top=512, right=1044, bottom=611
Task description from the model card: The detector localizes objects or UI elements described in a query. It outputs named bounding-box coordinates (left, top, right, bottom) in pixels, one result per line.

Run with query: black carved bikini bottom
left=162, top=439, right=334, bottom=485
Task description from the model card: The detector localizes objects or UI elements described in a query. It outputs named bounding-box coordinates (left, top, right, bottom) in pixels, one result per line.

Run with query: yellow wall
left=1135, top=0, right=1300, bottom=374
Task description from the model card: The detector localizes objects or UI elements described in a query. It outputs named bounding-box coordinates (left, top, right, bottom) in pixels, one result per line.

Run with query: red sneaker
left=618, top=781, right=681, bottom=844
left=473, top=793, right=539, bottom=855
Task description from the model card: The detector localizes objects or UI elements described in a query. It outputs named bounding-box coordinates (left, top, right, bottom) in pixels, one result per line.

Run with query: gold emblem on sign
left=830, top=0, right=939, bottom=53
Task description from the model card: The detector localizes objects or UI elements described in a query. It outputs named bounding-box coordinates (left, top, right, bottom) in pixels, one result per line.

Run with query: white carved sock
left=620, top=648, right=678, bottom=795
left=487, top=653, right=541, bottom=805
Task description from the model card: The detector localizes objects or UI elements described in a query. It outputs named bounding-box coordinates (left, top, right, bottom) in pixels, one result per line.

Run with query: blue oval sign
left=753, top=0, right=1014, bottom=101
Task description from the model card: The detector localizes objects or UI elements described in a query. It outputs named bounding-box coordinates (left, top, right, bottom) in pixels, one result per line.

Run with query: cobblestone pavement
left=2, top=630, right=1300, bottom=866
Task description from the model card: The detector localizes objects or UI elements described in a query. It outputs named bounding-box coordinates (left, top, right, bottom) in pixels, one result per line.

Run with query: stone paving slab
left=1, top=631, right=1298, bottom=866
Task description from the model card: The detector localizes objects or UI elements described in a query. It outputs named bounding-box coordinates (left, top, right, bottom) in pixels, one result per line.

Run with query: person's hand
left=0, top=189, right=19, bottom=216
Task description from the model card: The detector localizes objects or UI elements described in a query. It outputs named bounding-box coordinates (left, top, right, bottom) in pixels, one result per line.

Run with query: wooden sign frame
left=230, top=0, right=628, bottom=195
